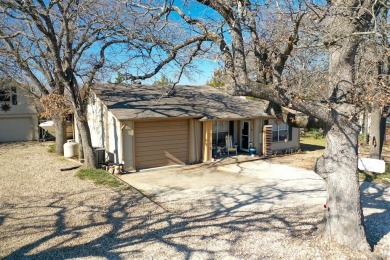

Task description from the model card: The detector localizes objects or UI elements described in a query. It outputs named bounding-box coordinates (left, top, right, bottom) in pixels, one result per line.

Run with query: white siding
left=106, top=112, right=122, bottom=164
left=0, top=87, right=38, bottom=142
left=84, top=95, right=123, bottom=165
left=87, top=94, right=105, bottom=148
left=253, top=118, right=262, bottom=153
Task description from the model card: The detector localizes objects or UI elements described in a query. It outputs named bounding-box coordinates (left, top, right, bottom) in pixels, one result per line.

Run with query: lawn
left=299, top=130, right=390, bottom=184
left=300, top=131, right=326, bottom=152
left=75, top=168, right=129, bottom=190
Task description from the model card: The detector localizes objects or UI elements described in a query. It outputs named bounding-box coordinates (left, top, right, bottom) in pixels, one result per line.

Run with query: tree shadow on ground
left=361, top=181, right=390, bottom=248
left=2, top=180, right=324, bottom=259
left=2, top=157, right=388, bottom=259
left=300, top=143, right=325, bottom=152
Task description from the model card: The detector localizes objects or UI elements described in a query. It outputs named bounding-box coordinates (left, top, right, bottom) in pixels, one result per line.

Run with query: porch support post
left=253, top=119, right=261, bottom=153
left=118, top=121, right=124, bottom=164
left=189, top=119, right=195, bottom=163
left=202, top=121, right=212, bottom=162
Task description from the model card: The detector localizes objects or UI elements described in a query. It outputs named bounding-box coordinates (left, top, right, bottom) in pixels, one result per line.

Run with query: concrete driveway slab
left=119, top=160, right=390, bottom=258
left=119, top=160, right=327, bottom=217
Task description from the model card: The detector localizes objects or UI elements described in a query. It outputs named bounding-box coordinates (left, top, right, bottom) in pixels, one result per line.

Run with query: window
left=212, top=121, right=229, bottom=146
left=0, top=88, right=10, bottom=102
left=0, top=86, right=17, bottom=105
left=271, top=120, right=289, bottom=142
left=11, top=87, right=17, bottom=105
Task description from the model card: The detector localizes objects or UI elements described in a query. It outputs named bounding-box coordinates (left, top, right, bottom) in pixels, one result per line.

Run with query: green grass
left=301, top=130, right=326, bottom=146
left=47, top=144, right=56, bottom=153
left=75, top=169, right=129, bottom=190
left=57, top=157, right=68, bottom=162
left=300, top=136, right=326, bottom=147
left=300, top=135, right=326, bottom=151
left=300, top=131, right=390, bottom=183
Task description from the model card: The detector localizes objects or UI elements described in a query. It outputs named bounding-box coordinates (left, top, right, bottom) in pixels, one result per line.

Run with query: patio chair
left=225, top=135, right=238, bottom=156
left=212, top=146, right=222, bottom=158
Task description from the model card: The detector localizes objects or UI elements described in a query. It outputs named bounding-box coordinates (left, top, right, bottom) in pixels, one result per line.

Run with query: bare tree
left=0, top=0, right=211, bottom=167
left=130, top=0, right=389, bottom=251
left=0, top=0, right=140, bottom=167
left=358, top=6, right=390, bottom=159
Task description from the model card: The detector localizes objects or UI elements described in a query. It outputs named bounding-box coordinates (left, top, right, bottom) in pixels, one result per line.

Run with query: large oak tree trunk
left=75, top=114, right=96, bottom=169
left=53, top=115, right=67, bottom=155
left=64, top=74, right=96, bottom=168
left=316, top=120, right=369, bottom=251
left=315, top=3, right=371, bottom=250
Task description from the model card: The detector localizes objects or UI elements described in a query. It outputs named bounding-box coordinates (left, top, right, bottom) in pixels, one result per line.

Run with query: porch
left=202, top=118, right=266, bottom=162
left=201, top=118, right=300, bottom=163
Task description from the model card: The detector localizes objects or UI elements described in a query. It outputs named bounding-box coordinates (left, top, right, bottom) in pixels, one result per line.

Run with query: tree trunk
left=316, top=4, right=371, bottom=249
left=369, top=105, right=382, bottom=159
left=315, top=120, right=370, bottom=251
left=362, top=109, right=369, bottom=145
left=379, top=114, right=386, bottom=156
left=75, top=114, right=96, bottom=169
left=78, top=129, right=85, bottom=162
left=53, top=115, right=67, bottom=155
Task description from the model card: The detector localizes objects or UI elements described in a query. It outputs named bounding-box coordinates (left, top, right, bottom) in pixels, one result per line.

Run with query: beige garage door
left=0, top=117, right=33, bottom=142
left=135, top=119, right=189, bottom=169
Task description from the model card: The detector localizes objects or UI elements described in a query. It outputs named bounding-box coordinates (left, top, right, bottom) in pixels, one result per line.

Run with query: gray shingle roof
left=92, top=84, right=271, bottom=121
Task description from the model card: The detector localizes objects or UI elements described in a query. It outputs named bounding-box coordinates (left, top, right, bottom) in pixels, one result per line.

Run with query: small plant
left=311, top=128, right=324, bottom=139
left=47, top=144, right=56, bottom=153
left=76, top=169, right=128, bottom=190
left=359, top=172, right=374, bottom=182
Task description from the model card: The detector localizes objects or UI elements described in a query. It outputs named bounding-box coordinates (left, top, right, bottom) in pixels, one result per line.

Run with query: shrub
left=311, top=128, right=324, bottom=139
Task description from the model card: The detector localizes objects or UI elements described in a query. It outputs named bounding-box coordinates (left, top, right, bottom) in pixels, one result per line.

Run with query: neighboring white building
left=0, top=83, right=39, bottom=143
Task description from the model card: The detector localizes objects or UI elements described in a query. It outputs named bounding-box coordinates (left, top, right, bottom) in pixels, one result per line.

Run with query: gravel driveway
left=1, top=142, right=389, bottom=259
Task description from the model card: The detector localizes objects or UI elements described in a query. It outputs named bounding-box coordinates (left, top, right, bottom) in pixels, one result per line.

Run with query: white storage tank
left=64, top=140, right=79, bottom=158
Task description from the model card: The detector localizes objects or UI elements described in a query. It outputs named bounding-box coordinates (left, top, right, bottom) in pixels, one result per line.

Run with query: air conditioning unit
left=93, top=147, right=105, bottom=167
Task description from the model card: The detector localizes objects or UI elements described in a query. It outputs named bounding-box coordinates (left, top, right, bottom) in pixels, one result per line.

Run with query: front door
left=241, top=121, right=251, bottom=152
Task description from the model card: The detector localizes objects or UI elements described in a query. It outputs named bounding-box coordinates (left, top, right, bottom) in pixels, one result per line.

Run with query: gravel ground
left=0, top=142, right=389, bottom=259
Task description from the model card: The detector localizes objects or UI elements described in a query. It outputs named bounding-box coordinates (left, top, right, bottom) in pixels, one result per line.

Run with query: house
left=0, top=81, right=39, bottom=143
left=80, top=84, right=300, bottom=171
